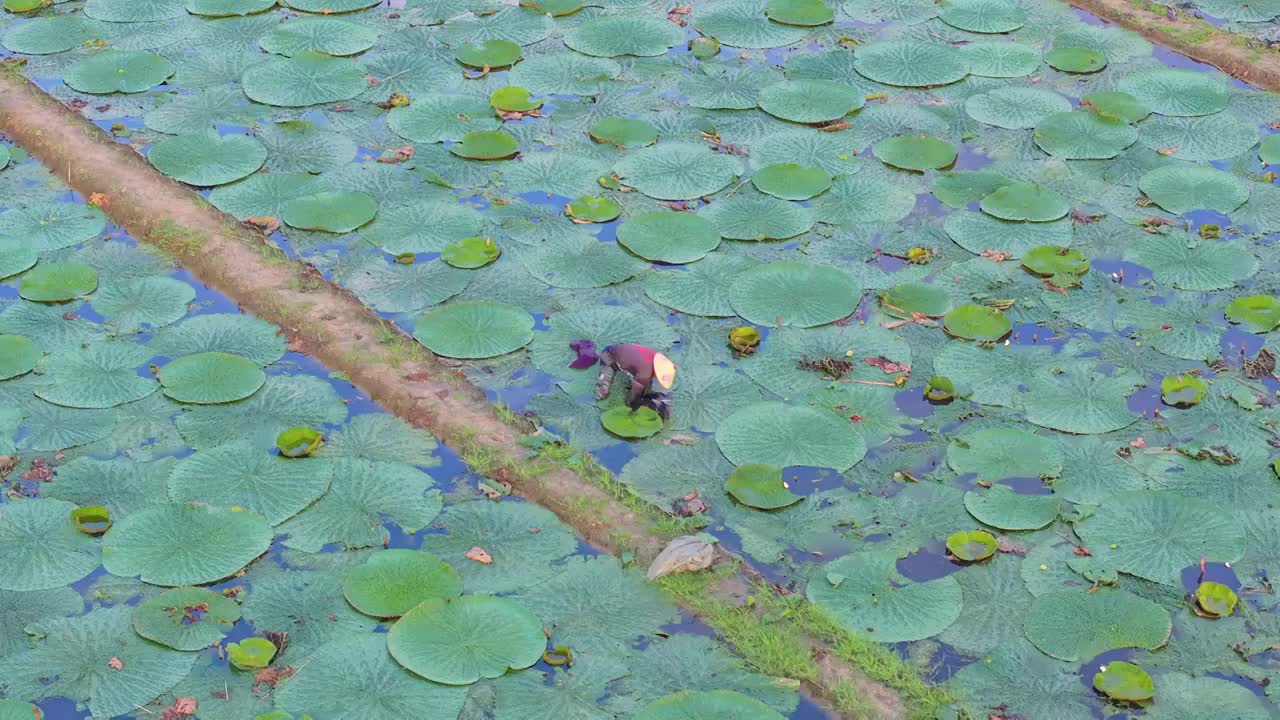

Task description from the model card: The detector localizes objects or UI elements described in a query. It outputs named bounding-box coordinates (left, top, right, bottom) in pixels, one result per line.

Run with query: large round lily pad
left=242, top=51, right=368, bottom=107
left=455, top=39, right=523, bottom=69
left=758, top=80, right=864, bottom=124
left=0, top=237, right=37, bottom=279
left=601, top=406, right=665, bottom=438
left=614, top=143, right=743, bottom=200
left=947, top=427, right=1063, bottom=481
left=808, top=550, right=962, bottom=642
left=388, top=595, right=545, bottom=684
left=699, top=195, right=814, bottom=241
left=1034, top=111, right=1138, bottom=159
left=282, top=191, right=378, bottom=232
left=637, top=690, right=787, bottom=720
left=725, top=464, right=802, bottom=509
left=168, top=440, right=332, bottom=525
left=729, top=262, right=859, bottom=327
left=874, top=136, right=957, bottom=171
left=880, top=283, right=951, bottom=319
left=148, top=133, right=267, bottom=187
left=980, top=182, right=1069, bottom=222
left=158, top=352, right=266, bottom=404
left=449, top=131, right=519, bottom=160
left=0, top=335, right=40, bottom=380
left=564, top=15, right=682, bottom=57
left=944, top=305, right=1012, bottom=341
left=343, top=550, right=462, bottom=618
left=716, top=402, right=865, bottom=471
left=65, top=50, right=175, bottom=94
left=617, top=212, right=721, bottom=264
left=260, top=17, right=379, bottom=57
left=1044, top=47, right=1106, bottom=72
left=187, top=0, right=279, bottom=16
left=964, top=486, right=1059, bottom=530
left=412, top=301, right=534, bottom=359
left=1025, top=589, right=1171, bottom=661
left=751, top=163, right=832, bottom=200
left=766, top=0, right=834, bottom=24
left=132, top=587, right=241, bottom=650
left=1138, top=165, right=1249, bottom=215
left=939, top=0, right=1025, bottom=32
left=103, top=504, right=273, bottom=586
left=966, top=88, right=1072, bottom=130
left=589, top=118, right=659, bottom=148
left=387, top=96, right=499, bottom=144
left=1225, top=295, right=1280, bottom=332
left=854, top=41, right=968, bottom=87
left=960, top=42, right=1041, bottom=78
left=34, top=342, right=157, bottom=409
left=0, top=499, right=100, bottom=591
left=1125, top=233, right=1258, bottom=291
left=1117, top=69, right=1231, bottom=117
left=0, top=203, right=107, bottom=253
left=19, top=261, right=98, bottom=302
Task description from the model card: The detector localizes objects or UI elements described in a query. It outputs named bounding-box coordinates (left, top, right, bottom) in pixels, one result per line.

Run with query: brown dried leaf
left=465, top=546, right=494, bottom=564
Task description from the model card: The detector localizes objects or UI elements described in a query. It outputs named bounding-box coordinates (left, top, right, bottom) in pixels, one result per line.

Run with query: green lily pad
left=1093, top=661, right=1155, bottom=702
left=1034, top=111, right=1138, bottom=159
left=282, top=191, right=378, bottom=232
left=944, top=305, right=1012, bottom=341
left=601, top=405, right=665, bottom=438
left=855, top=40, right=968, bottom=87
left=0, top=335, right=40, bottom=380
left=413, top=301, right=534, bottom=359
left=455, top=39, right=523, bottom=69
left=939, top=0, right=1025, bottom=31
left=874, top=136, right=956, bottom=171
left=1125, top=232, right=1258, bottom=291
left=3, top=0, right=42, bottom=12
left=19, top=262, right=98, bottom=302
left=636, top=690, right=787, bottom=720
left=0, top=237, right=37, bottom=279
left=1262, top=135, right=1280, bottom=165
left=228, top=637, right=277, bottom=670
left=716, top=402, right=865, bottom=471
left=342, top=549, right=463, bottom=618
left=170, top=440, right=333, bottom=523
left=388, top=595, right=546, bottom=684
left=1083, top=91, right=1151, bottom=123
left=924, top=375, right=957, bottom=402
left=490, top=86, right=542, bottom=113
left=765, top=0, right=834, bottom=25
left=242, top=51, right=367, bottom=107
left=725, top=464, right=802, bottom=509
left=946, top=530, right=997, bottom=561
left=1194, top=581, right=1238, bottom=617
left=1045, top=47, right=1106, bottom=73
left=260, top=17, right=378, bottom=57
left=132, top=587, right=241, bottom=650
left=34, top=341, right=157, bottom=409
left=0, top=499, right=101, bottom=591
left=103, top=504, right=273, bottom=586
left=758, top=80, right=864, bottom=124
left=159, top=352, right=265, bottom=404
left=966, top=88, right=1073, bottom=130
left=880, top=283, right=951, bottom=319
left=1022, top=245, right=1089, bottom=278
left=565, top=196, right=622, bottom=223
left=614, top=142, right=743, bottom=201
left=588, top=118, right=659, bottom=148
left=187, top=0, right=278, bottom=15
left=948, top=427, right=1063, bottom=481
left=0, top=702, right=42, bottom=719
left=729, top=262, right=859, bottom=328
left=564, top=15, right=682, bottom=57
left=1117, top=69, right=1231, bottom=117
left=752, top=163, right=832, bottom=200
left=808, top=550, right=962, bottom=641
left=1025, top=589, right=1171, bottom=661
left=1225, top=295, right=1280, bottom=332
left=65, top=50, right=176, bottom=94
left=699, top=194, right=814, bottom=241
left=980, top=182, right=1070, bottom=222
left=442, top=237, right=501, bottom=269
left=284, top=0, right=380, bottom=10
left=932, top=171, right=1013, bottom=209
left=964, top=486, right=1059, bottom=530
left=617, top=212, right=721, bottom=264
left=959, top=42, right=1041, bottom=78
left=148, top=132, right=267, bottom=187
left=1138, top=165, right=1249, bottom=215
left=277, top=426, right=324, bottom=458
left=450, top=130, right=520, bottom=160
left=1161, top=373, right=1205, bottom=407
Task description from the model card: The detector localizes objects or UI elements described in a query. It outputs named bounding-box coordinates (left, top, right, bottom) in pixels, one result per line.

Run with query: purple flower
left=568, top=339, right=599, bottom=369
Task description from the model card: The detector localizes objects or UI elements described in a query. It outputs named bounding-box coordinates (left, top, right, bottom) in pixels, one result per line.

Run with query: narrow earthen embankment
left=0, top=68, right=939, bottom=720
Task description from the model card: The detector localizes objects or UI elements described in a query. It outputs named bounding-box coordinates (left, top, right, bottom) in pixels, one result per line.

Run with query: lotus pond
left=4, top=0, right=1280, bottom=717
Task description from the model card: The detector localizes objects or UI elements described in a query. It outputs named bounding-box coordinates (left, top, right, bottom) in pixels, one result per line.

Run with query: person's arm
left=594, top=347, right=617, bottom=400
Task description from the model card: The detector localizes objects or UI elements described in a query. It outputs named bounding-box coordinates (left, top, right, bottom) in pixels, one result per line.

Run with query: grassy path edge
left=0, top=66, right=946, bottom=720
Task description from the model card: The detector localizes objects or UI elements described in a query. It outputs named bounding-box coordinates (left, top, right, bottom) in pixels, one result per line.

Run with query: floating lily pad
left=725, top=464, right=802, bottom=509
left=1083, top=91, right=1151, bottom=123
left=964, top=486, right=1059, bottom=530
left=752, top=163, right=832, bottom=200
left=0, top=499, right=100, bottom=591
left=0, top=203, right=107, bottom=253
left=854, top=41, right=968, bottom=87
left=1022, top=245, right=1089, bottom=278
left=0, top=238, right=37, bottom=279
left=133, top=587, right=241, bottom=650
left=1025, top=589, right=1171, bottom=661
left=924, top=375, right=957, bottom=402
left=413, top=301, right=534, bottom=358
left=1045, top=47, right=1105, bottom=72
left=35, top=342, right=157, bottom=409
left=65, top=50, right=175, bottom=94
left=242, top=52, right=367, bottom=107
left=874, top=136, right=956, bottom=171
left=636, top=690, right=787, bottom=720
left=19, top=262, right=98, bottom=302
left=228, top=638, right=277, bottom=670
left=450, top=131, right=520, bottom=160
left=1138, top=165, right=1248, bottom=215
left=1034, top=111, right=1138, bottom=159
left=282, top=191, right=378, bottom=232
left=693, top=0, right=810, bottom=48
left=1093, top=661, right=1155, bottom=702
left=491, top=86, right=541, bottom=113
left=966, top=88, right=1072, bottom=130
left=1262, top=135, right=1280, bottom=165
left=1161, top=373, right=1205, bottom=407
left=159, top=352, right=265, bottom=404
left=103, top=504, right=273, bottom=586
left=277, top=426, right=323, bottom=458
left=601, top=405, right=665, bottom=438
left=766, top=0, right=834, bottom=25
left=645, top=253, right=757, bottom=314
left=932, top=171, right=1012, bottom=209
left=1195, top=581, right=1238, bottom=617
left=187, top=0, right=278, bottom=15
left=617, top=212, right=721, bottom=264
left=946, top=530, right=997, bottom=561
left=260, top=17, right=378, bottom=57
left=716, top=402, right=865, bottom=471
left=699, top=194, right=814, bottom=241
left=981, top=182, right=1070, bottom=222
left=959, top=42, right=1041, bottom=78
left=614, top=143, right=742, bottom=200
left=565, top=196, right=622, bottom=223
left=729, top=262, right=858, bottom=327
left=169, top=440, right=332, bottom=524
left=442, top=237, right=500, bottom=269
left=940, top=0, right=1025, bottom=32
left=1225, top=295, right=1280, bottom=332
left=808, top=550, right=962, bottom=641
left=758, top=80, right=864, bottom=124
left=564, top=15, right=682, bottom=57
left=1125, top=232, right=1257, bottom=291
left=455, top=39, right=522, bottom=69
left=880, top=283, right=951, bottom=319
left=148, top=132, right=266, bottom=187
left=0, top=335, right=40, bottom=380
left=283, top=0, right=381, bottom=11
left=944, top=305, right=1012, bottom=341
left=388, top=595, right=545, bottom=684
left=343, top=550, right=462, bottom=618
left=948, top=427, right=1063, bottom=481
left=589, top=118, right=659, bottom=148
left=1117, top=69, right=1231, bottom=117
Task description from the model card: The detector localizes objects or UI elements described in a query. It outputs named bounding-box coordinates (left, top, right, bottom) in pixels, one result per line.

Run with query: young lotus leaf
left=455, top=39, right=523, bottom=69
left=1262, top=134, right=1280, bottom=165
left=729, top=262, right=858, bottom=327
left=0, top=238, right=37, bottom=279
left=0, top=334, right=40, bottom=380
left=148, top=132, right=267, bottom=187
left=749, top=156, right=839, bottom=199
left=645, top=253, right=757, bottom=315
left=1083, top=90, right=1151, bottom=123
left=342, top=549, right=462, bottom=618
left=1093, top=661, right=1155, bottom=702
left=564, top=16, right=683, bottom=57
left=980, top=182, right=1070, bottom=222
left=1194, top=581, right=1238, bottom=617
left=277, top=425, right=324, bottom=458
left=450, top=130, right=520, bottom=160
left=757, top=80, right=864, bottom=124
left=948, top=427, right=1063, bottom=481
left=0, top=499, right=100, bottom=591
left=387, top=96, right=500, bottom=143
left=944, top=305, right=1012, bottom=341
left=636, top=690, right=787, bottom=720
left=65, top=50, right=176, bottom=94
left=618, top=212, right=721, bottom=264
left=1045, top=47, right=1106, bottom=72
left=1117, top=69, right=1231, bottom=117
left=187, top=0, right=278, bottom=16
left=1034, top=111, right=1138, bottom=159
left=490, top=86, right=541, bottom=113
left=966, top=88, right=1072, bottom=130
left=1125, top=232, right=1258, bottom=291
left=282, top=190, right=378, bottom=232
left=765, top=0, right=834, bottom=25
left=260, top=18, right=379, bottom=57
left=35, top=341, right=157, bottom=409
left=854, top=41, right=968, bottom=87
left=589, top=118, right=659, bottom=148
left=874, top=136, right=957, bottom=171
left=20, top=261, right=97, bottom=303
left=1138, top=165, right=1248, bottom=215
left=388, top=595, right=546, bottom=684
left=601, top=405, right=665, bottom=439
left=699, top=194, right=814, bottom=241
left=959, top=42, right=1041, bottom=78
left=725, top=464, right=802, bottom=509
left=1025, top=589, right=1171, bottom=661
left=1022, top=245, right=1089, bottom=278
left=227, top=637, right=277, bottom=670
left=159, top=351, right=265, bottom=404
left=1161, top=373, right=1205, bottom=407
left=1225, top=295, right=1280, bottom=332
left=150, top=313, right=286, bottom=366
left=132, top=586, right=241, bottom=650
left=1075, top=491, right=1245, bottom=585
left=442, top=236, right=501, bottom=269
left=3, top=0, right=42, bottom=12
left=693, top=0, right=810, bottom=48
left=716, top=402, right=865, bottom=471
left=565, top=196, right=622, bottom=223
left=924, top=375, right=957, bottom=402
left=413, top=301, right=535, bottom=359
left=614, top=142, right=743, bottom=200
left=880, top=282, right=951, bottom=319
left=242, top=52, right=368, bottom=107
left=932, top=171, right=1012, bottom=209
left=169, top=441, right=333, bottom=524
left=808, top=550, right=962, bottom=642
left=104, top=503, right=272, bottom=586
left=964, top=486, right=1059, bottom=530
left=939, top=0, right=1025, bottom=32
left=946, top=529, right=997, bottom=561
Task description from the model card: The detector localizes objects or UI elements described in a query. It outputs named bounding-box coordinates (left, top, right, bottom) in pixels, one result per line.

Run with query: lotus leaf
left=388, top=595, right=546, bottom=684
left=729, top=262, right=858, bottom=327
left=980, top=182, right=1070, bottom=222
left=0, top=334, right=40, bottom=380
left=1045, top=47, right=1106, bottom=72
left=1225, top=295, right=1280, bottom=332
left=1144, top=674, right=1269, bottom=720
left=159, top=351, right=265, bottom=404
left=939, top=0, right=1025, bottom=31
left=242, top=52, right=367, bottom=107
left=1034, top=111, right=1138, bottom=159
left=508, top=54, right=621, bottom=94
left=645, top=253, right=757, bottom=315
left=565, top=196, right=622, bottom=223
left=227, top=637, right=277, bottom=669
left=964, top=486, right=1059, bottom=530
left=148, top=132, right=266, bottom=187
left=766, top=0, right=834, bottom=25
left=1093, top=661, right=1155, bottom=702
left=948, top=427, right=1063, bottom=481
left=1025, top=589, right=1171, bottom=660
left=1194, top=581, right=1238, bottom=617
left=35, top=341, right=157, bottom=409
left=924, top=375, right=956, bottom=402
left=387, top=96, right=500, bottom=143
left=0, top=238, right=37, bottom=279
left=600, top=405, right=665, bottom=439
left=808, top=550, right=962, bottom=641
left=946, top=529, right=997, bottom=561
left=716, top=402, right=865, bottom=471
left=442, top=237, right=501, bottom=269
left=758, top=80, right=864, bottom=123
left=1262, top=134, right=1280, bottom=165
left=874, top=136, right=956, bottom=171
left=751, top=163, right=832, bottom=200
left=65, top=50, right=175, bottom=94
left=169, top=441, right=333, bottom=524
left=260, top=17, right=379, bottom=57
left=1117, top=69, right=1231, bottom=117
left=854, top=41, right=968, bottom=87
left=450, top=130, right=520, bottom=160
left=880, top=282, right=951, bottom=319
left=284, top=0, right=381, bottom=11
left=18, top=261, right=97, bottom=302
left=187, top=0, right=278, bottom=15
left=1125, top=232, right=1258, bottom=291
left=692, top=0, right=810, bottom=48
left=150, top=313, right=285, bottom=366
left=1138, top=112, right=1260, bottom=162
left=277, top=425, right=324, bottom=458
left=725, top=464, right=802, bottom=509
left=1083, top=90, right=1151, bottom=123
left=456, top=39, right=523, bottom=68
left=103, top=503, right=272, bottom=586
left=0, top=499, right=100, bottom=591
left=618, top=212, right=721, bottom=264
left=960, top=42, right=1041, bottom=78
left=699, top=194, right=814, bottom=241
left=966, top=88, right=1072, bottom=130
left=282, top=190, right=378, bottom=232
left=1018, top=361, right=1142, bottom=434
left=932, top=171, right=1012, bottom=208
left=491, top=86, right=542, bottom=113
left=413, top=301, right=534, bottom=359
left=1161, top=373, right=1205, bottom=407
left=564, top=16, right=682, bottom=57
left=92, top=276, right=197, bottom=332
left=1138, top=165, right=1248, bottom=215
left=589, top=118, right=658, bottom=148
left=636, top=690, right=787, bottom=720
left=342, top=549, right=462, bottom=618
left=1022, top=245, right=1089, bottom=278
left=944, top=304, right=1012, bottom=341
left=132, top=586, right=241, bottom=650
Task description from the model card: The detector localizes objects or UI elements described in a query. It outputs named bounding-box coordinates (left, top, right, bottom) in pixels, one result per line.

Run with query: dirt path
left=1068, top=0, right=1280, bottom=91
left=0, top=67, right=928, bottom=720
